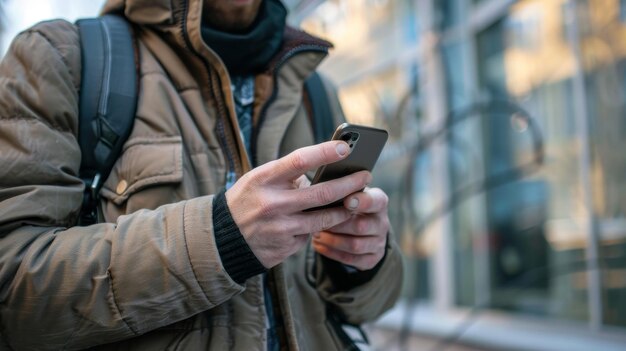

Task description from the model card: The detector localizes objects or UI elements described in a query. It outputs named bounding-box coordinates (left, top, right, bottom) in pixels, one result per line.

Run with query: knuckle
left=355, top=217, right=370, bottom=234
left=319, top=211, right=333, bottom=230
left=380, top=191, right=389, bottom=209
left=288, top=152, right=308, bottom=173
left=319, top=210, right=343, bottom=231
left=315, top=186, right=335, bottom=205
left=257, top=199, right=276, bottom=217
left=249, top=169, right=267, bottom=185
left=349, top=238, right=364, bottom=253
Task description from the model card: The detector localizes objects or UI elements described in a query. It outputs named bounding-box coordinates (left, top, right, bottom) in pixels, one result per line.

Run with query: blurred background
left=2, top=0, right=626, bottom=350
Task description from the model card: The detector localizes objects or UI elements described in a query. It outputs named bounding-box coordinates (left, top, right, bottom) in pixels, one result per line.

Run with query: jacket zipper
left=212, top=74, right=239, bottom=180
left=250, top=45, right=329, bottom=167
left=180, top=0, right=239, bottom=183
left=183, top=0, right=331, bottom=172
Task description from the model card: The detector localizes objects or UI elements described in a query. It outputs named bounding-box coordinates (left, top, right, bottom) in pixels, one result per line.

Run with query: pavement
left=366, top=326, right=492, bottom=351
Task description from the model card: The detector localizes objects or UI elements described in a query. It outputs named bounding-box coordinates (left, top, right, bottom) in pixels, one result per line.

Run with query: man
left=0, top=0, right=403, bottom=349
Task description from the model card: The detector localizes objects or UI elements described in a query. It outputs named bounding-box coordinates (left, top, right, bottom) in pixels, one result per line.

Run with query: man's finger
left=294, top=174, right=311, bottom=189
left=325, top=212, right=388, bottom=236
left=344, top=187, right=389, bottom=214
left=291, top=207, right=352, bottom=234
left=287, top=171, right=371, bottom=212
left=312, top=241, right=383, bottom=271
left=313, top=231, right=384, bottom=255
left=261, top=141, right=350, bottom=182
left=258, top=172, right=370, bottom=215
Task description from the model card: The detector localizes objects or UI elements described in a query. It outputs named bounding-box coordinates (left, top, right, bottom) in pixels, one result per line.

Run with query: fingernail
left=348, top=198, right=359, bottom=210
left=336, top=142, right=349, bottom=157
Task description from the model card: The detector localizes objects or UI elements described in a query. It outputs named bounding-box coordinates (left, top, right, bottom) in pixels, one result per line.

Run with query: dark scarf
left=201, top=0, right=287, bottom=75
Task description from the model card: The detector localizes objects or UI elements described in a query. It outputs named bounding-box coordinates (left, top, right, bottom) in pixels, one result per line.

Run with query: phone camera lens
left=340, top=133, right=352, bottom=142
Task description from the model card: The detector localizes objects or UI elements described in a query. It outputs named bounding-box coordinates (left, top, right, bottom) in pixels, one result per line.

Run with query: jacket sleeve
left=312, top=75, right=404, bottom=324
left=0, top=21, right=244, bottom=350
left=315, top=233, right=404, bottom=324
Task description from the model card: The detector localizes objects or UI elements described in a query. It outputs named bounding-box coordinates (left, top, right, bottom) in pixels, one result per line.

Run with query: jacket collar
left=101, top=0, right=184, bottom=27
left=101, top=0, right=332, bottom=75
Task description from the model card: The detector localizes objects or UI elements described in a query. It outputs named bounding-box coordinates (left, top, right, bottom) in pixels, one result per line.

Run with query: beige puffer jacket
left=0, top=0, right=403, bottom=350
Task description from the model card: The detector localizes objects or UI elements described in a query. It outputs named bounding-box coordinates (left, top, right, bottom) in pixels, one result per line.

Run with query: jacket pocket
left=100, top=136, right=183, bottom=206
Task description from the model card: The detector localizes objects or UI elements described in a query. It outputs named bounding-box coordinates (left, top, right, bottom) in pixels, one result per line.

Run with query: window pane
left=581, top=0, right=626, bottom=328
left=453, top=0, right=590, bottom=322
left=442, top=41, right=481, bottom=307
left=435, top=0, right=462, bottom=30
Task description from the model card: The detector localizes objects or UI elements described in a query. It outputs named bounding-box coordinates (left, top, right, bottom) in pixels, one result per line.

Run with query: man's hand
left=312, top=187, right=390, bottom=271
left=225, top=141, right=371, bottom=269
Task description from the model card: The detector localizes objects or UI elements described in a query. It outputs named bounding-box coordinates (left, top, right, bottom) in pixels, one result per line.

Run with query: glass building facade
left=299, top=0, right=626, bottom=349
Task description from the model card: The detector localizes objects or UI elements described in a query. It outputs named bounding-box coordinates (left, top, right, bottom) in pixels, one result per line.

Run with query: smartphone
left=306, top=123, right=388, bottom=211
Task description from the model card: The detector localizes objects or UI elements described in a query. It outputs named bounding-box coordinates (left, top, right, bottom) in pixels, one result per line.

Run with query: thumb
left=294, top=174, right=312, bottom=189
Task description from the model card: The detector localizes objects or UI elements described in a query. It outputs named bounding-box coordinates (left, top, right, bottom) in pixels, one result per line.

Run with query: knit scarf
left=201, top=0, right=287, bottom=75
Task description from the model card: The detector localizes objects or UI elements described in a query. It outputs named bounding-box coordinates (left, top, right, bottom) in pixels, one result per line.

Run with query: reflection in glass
left=461, top=0, right=589, bottom=322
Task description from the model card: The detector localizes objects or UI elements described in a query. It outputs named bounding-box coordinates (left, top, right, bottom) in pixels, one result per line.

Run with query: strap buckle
left=78, top=173, right=102, bottom=226
left=90, top=173, right=102, bottom=200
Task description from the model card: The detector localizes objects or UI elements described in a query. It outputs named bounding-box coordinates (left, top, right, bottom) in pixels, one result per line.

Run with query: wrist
left=213, top=189, right=266, bottom=284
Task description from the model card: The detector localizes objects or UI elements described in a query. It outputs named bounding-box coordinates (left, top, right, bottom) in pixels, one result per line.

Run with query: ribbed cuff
left=320, top=237, right=389, bottom=291
left=213, top=189, right=267, bottom=284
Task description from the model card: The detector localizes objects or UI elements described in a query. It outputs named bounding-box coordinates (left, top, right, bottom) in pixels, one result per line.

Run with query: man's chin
left=203, top=0, right=263, bottom=32
left=230, top=0, right=256, bottom=6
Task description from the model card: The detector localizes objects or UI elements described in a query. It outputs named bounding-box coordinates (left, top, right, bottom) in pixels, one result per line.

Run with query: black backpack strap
left=303, top=72, right=370, bottom=350
left=76, top=15, right=138, bottom=225
left=304, top=71, right=336, bottom=144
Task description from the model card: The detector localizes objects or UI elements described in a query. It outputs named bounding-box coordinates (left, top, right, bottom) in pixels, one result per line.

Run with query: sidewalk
left=367, top=327, right=491, bottom=351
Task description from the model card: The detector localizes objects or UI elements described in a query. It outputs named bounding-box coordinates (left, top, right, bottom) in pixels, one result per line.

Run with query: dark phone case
left=306, top=123, right=388, bottom=211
